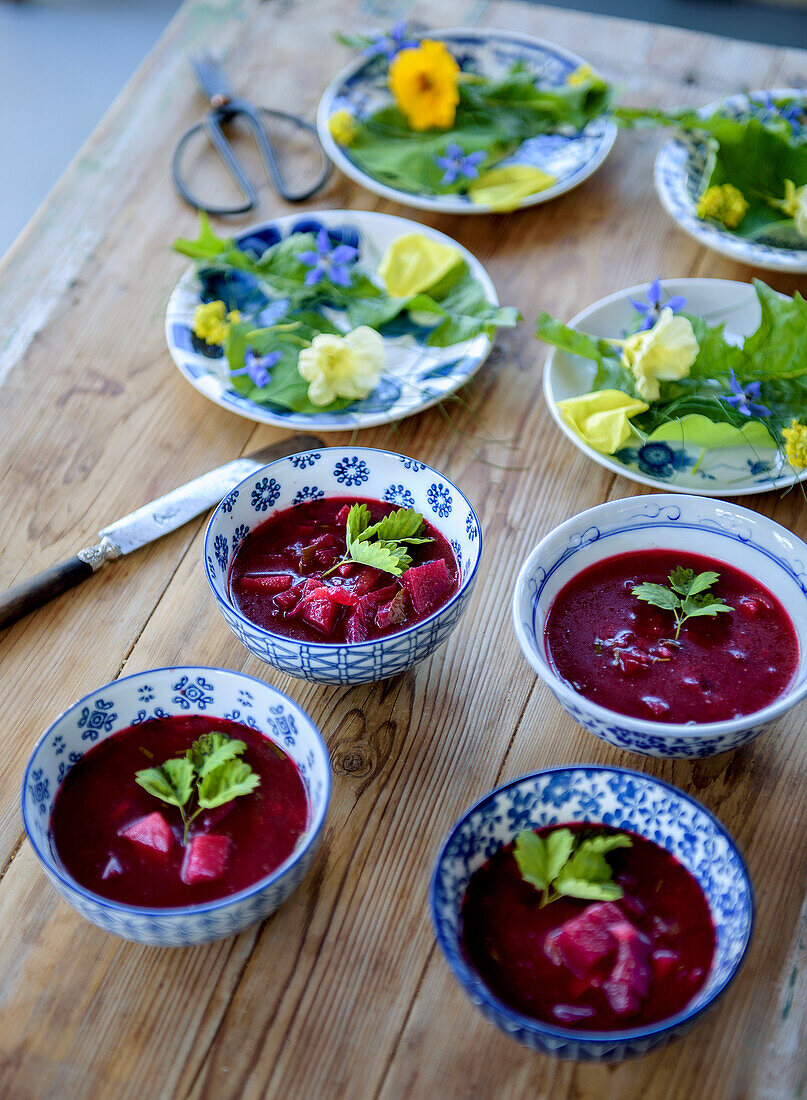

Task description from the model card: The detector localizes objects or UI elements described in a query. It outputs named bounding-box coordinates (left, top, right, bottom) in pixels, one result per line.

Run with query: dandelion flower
left=298, top=327, right=384, bottom=406
left=783, top=419, right=807, bottom=468
left=566, top=63, right=596, bottom=86
left=328, top=109, right=359, bottom=147
left=192, top=300, right=240, bottom=345
left=388, top=40, right=460, bottom=131
left=696, top=184, right=749, bottom=229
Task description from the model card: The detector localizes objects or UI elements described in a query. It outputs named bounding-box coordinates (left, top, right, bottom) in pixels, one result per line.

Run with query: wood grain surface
left=0, top=1, right=805, bottom=1097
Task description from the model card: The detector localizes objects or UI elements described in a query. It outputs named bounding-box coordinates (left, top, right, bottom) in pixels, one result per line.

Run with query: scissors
left=172, top=52, right=332, bottom=215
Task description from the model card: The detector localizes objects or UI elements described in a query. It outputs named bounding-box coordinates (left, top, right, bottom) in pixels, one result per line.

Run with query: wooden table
left=1, top=2, right=805, bottom=1096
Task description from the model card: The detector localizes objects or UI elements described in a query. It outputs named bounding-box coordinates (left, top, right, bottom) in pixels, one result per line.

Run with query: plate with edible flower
left=165, top=209, right=518, bottom=431
left=317, top=25, right=617, bottom=214
left=626, top=89, right=807, bottom=271
left=538, top=276, right=807, bottom=495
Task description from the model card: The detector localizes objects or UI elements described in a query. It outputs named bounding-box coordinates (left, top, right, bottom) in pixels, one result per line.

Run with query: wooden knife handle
left=0, top=556, right=94, bottom=630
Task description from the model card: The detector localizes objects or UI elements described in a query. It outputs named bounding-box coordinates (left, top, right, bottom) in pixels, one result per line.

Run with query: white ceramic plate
left=165, top=209, right=499, bottom=431
left=655, top=89, right=807, bottom=273
left=317, top=27, right=617, bottom=215
left=542, top=277, right=807, bottom=496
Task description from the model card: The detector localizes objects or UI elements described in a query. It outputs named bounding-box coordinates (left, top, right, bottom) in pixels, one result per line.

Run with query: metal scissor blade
left=190, top=51, right=235, bottom=105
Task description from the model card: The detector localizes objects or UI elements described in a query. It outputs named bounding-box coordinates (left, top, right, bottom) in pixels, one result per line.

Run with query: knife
left=0, top=433, right=323, bottom=630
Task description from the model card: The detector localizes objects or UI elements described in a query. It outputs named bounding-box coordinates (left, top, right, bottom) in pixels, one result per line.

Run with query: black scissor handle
left=171, top=102, right=332, bottom=215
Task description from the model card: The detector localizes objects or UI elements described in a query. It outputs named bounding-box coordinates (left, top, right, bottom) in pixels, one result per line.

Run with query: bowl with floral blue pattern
left=430, top=765, right=754, bottom=1061
left=318, top=27, right=617, bottom=214
left=166, top=209, right=500, bottom=431
left=204, top=446, right=482, bottom=684
left=542, top=277, right=807, bottom=496
left=21, top=666, right=331, bottom=947
left=512, top=494, right=807, bottom=758
left=655, top=89, right=807, bottom=274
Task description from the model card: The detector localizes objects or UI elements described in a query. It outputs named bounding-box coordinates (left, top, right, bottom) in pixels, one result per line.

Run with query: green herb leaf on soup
left=513, top=827, right=629, bottom=907
left=633, top=567, right=733, bottom=640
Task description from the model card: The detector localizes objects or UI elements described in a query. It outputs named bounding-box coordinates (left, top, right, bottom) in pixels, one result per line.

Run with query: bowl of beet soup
left=204, top=447, right=482, bottom=684
left=512, top=495, right=807, bottom=758
left=430, top=766, right=754, bottom=1062
left=21, top=667, right=330, bottom=946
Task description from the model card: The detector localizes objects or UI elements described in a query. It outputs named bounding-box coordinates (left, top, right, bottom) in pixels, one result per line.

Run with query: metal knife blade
left=97, top=433, right=323, bottom=556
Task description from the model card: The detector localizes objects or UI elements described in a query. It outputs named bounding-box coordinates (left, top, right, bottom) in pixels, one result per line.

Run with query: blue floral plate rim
left=203, top=445, right=483, bottom=649
left=317, top=26, right=618, bottom=215
left=165, top=209, right=497, bottom=431
left=654, top=88, right=807, bottom=274
left=542, top=276, right=807, bottom=496
left=21, top=664, right=331, bottom=917
left=430, top=763, right=755, bottom=1043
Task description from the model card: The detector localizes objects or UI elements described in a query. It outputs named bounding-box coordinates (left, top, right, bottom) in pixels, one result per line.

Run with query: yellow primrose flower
left=696, top=184, right=749, bottom=229
left=192, top=300, right=240, bottom=345
left=298, top=326, right=384, bottom=406
left=783, top=419, right=807, bottom=468
left=558, top=389, right=649, bottom=454
left=618, top=307, right=699, bottom=402
left=377, top=232, right=463, bottom=296
left=388, top=40, right=459, bottom=131
left=328, top=109, right=359, bottom=146
left=780, top=179, right=807, bottom=237
left=566, top=63, right=596, bottom=86
left=468, top=165, right=557, bottom=211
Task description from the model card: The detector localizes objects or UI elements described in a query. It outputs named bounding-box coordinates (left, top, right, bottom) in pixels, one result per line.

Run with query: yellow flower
left=780, top=179, right=807, bottom=237
left=192, top=300, right=240, bottom=345
left=377, top=232, right=463, bottom=296
left=566, top=63, right=596, bottom=86
left=783, top=419, right=807, bottom=468
left=618, top=307, right=699, bottom=401
left=328, top=109, right=359, bottom=146
left=558, top=390, right=649, bottom=454
left=388, top=40, right=459, bottom=131
left=696, top=184, right=749, bottom=229
left=298, top=326, right=384, bottom=406
left=467, top=165, right=557, bottom=211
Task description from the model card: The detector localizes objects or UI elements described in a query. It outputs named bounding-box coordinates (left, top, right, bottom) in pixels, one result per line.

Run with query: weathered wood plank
left=0, top=1, right=805, bottom=1098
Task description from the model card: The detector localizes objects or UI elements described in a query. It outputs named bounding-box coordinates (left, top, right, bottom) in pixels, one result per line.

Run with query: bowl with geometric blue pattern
left=430, top=765, right=754, bottom=1061
left=204, top=446, right=482, bottom=684
left=21, top=666, right=331, bottom=947
left=512, top=494, right=807, bottom=758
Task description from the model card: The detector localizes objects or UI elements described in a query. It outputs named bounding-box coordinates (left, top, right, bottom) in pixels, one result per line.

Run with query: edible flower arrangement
left=330, top=23, right=613, bottom=209
left=618, top=93, right=807, bottom=242
left=535, top=278, right=807, bottom=476
left=173, top=215, right=518, bottom=414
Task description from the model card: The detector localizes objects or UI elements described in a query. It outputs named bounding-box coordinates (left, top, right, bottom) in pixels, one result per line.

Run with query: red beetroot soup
left=51, top=715, right=309, bottom=908
left=544, top=549, right=798, bottom=724
left=461, top=824, right=716, bottom=1031
left=227, top=496, right=460, bottom=644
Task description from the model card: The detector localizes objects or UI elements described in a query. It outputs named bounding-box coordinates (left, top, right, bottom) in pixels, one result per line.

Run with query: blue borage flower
left=629, top=278, right=687, bottom=332
left=434, top=143, right=486, bottom=185
left=749, top=92, right=804, bottom=136
left=299, top=227, right=358, bottom=287
left=722, top=368, right=771, bottom=418
left=231, top=348, right=281, bottom=388
left=363, top=20, right=417, bottom=60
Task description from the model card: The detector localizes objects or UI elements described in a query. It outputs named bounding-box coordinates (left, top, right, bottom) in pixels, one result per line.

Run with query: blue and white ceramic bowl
left=21, top=667, right=331, bottom=947
left=430, top=765, right=754, bottom=1061
left=512, top=495, right=807, bottom=758
left=166, top=210, right=498, bottom=431
left=655, top=89, right=807, bottom=273
left=318, top=28, right=617, bottom=214
left=205, top=447, right=482, bottom=685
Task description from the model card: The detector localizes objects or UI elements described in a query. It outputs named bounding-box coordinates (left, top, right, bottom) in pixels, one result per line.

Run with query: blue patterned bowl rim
left=317, top=26, right=618, bottom=215
left=20, top=665, right=332, bottom=917
left=654, top=88, right=807, bottom=274
left=203, top=446, right=483, bottom=649
left=429, top=764, right=755, bottom=1044
left=511, top=493, right=807, bottom=736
